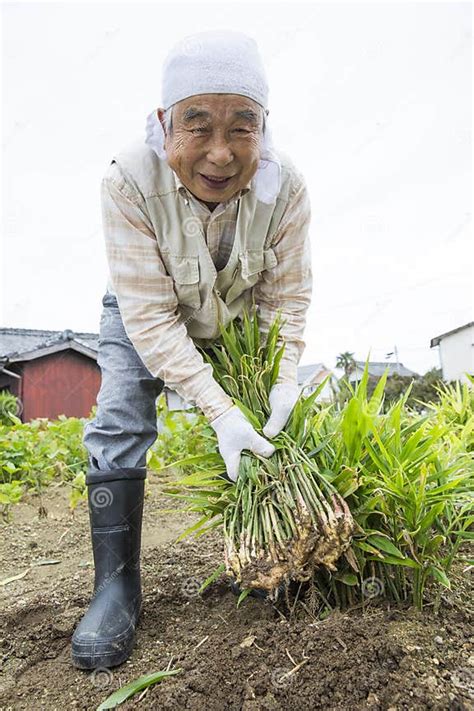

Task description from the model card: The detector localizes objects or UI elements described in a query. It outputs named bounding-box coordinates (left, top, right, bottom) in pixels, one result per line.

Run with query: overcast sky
left=2, top=1, right=472, bottom=376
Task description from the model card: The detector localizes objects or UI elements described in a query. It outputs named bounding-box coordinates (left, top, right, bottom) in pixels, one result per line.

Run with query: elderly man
left=71, top=29, right=312, bottom=670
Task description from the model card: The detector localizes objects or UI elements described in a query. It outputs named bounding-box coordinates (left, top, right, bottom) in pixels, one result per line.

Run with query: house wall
left=20, top=350, right=101, bottom=422
left=302, top=379, right=335, bottom=401
left=438, top=325, right=474, bottom=383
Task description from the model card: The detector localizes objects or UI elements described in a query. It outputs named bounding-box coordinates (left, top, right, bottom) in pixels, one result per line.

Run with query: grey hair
left=163, top=104, right=267, bottom=137
left=163, top=106, right=174, bottom=135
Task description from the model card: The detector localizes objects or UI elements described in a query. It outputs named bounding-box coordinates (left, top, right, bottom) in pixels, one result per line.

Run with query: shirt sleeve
left=253, top=169, right=313, bottom=383
left=100, top=160, right=234, bottom=421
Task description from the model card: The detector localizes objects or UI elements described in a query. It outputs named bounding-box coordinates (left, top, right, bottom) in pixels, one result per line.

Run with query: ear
left=157, top=108, right=166, bottom=134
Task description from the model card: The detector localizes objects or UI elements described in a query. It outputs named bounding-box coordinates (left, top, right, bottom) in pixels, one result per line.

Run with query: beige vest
left=110, top=140, right=294, bottom=344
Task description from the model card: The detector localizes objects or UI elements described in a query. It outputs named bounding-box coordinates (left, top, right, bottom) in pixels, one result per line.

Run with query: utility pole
left=386, top=346, right=400, bottom=373
left=394, top=345, right=400, bottom=373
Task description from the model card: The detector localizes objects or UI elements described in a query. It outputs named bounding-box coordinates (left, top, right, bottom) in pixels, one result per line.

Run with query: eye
left=190, top=127, right=208, bottom=134
left=233, top=128, right=251, bottom=134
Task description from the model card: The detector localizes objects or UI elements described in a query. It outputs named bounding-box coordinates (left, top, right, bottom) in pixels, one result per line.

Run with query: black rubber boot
left=71, top=471, right=145, bottom=669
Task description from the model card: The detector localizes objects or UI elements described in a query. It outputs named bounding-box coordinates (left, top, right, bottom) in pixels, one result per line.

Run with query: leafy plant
left=302, top=367, right=473, bottom=611
left=0, top=414, right=91, bottom=517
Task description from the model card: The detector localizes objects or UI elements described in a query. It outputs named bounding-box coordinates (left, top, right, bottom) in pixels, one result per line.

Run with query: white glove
left=210, top=406, right=276, bottom=481
left=262, top=382, right=300, bottom=439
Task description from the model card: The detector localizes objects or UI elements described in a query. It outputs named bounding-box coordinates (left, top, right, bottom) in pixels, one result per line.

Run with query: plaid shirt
left=172, top=170, right=253, bottom=271
left=102, top=157, right=312, bottom=421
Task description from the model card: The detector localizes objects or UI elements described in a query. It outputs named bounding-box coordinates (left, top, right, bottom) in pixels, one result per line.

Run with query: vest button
left=215, top=289, right=221, bottom=296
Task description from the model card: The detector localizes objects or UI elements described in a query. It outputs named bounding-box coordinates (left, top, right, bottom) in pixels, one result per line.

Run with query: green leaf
left=96, top=669, right=181, bottom=710
left=367, top=367, right=388, bottom=416
left=237, top=588, right=252, bottom=607
left=355, top=541, right=384, bottom=558
left=375, top=555, right=420, bottom=569
left=429, top=566, right=451, bottom=589
left=155, top=452, right=223, bottom=472
left=198, top=563, right=226, bottom=594
left=270, top=345, right=286, bottom=387
left=367, top=534, right=406, bottom=559
left=429, top=476, right=470, bottom=495
left=424, top=534, right=445, bottom=554
left=334, top=572, right=358, bottom=586
left=417, top=501, right=445, bottom=533
left=175, top=515, right=215, bottom=542
left=301, top=374, right=331, bottom=416
left=234, top=400, right=261, bottom=430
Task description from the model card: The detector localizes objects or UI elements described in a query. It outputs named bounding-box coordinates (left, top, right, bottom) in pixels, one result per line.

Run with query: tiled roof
left=430, top=321, right=473, bottom=347
left=351, top=361, right=417, bottom=378
left=297, top=363, right=332, bottom=386
left=0, top=327, right=99, bottom=362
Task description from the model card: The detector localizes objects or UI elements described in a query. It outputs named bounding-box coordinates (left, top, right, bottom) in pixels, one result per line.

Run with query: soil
left=0, top=475, right=472, bottom=711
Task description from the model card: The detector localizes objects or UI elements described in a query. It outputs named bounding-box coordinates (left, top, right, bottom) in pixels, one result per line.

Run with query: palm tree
left=335, top=352, right=356, bottom=379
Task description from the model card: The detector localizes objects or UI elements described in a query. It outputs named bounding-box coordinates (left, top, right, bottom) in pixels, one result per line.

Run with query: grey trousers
left=83, top=291, right=164, bottom=485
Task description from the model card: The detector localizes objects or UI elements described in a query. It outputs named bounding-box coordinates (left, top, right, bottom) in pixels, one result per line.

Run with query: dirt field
left=0, top=476, right=473, bottom=711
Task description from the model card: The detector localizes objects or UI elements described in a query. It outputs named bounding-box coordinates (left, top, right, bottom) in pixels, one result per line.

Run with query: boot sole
left=71, top=628, right=136, bottom=670
left=71, top=640, right=135, bottom=670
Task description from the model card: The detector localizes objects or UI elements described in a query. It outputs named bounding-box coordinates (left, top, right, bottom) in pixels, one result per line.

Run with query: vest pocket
left=225, top=248, right=277, bottom=306
left=165, top=254, right=201, bottom=310
left=241, top=248, right=278, bottom=277
left=240, top=250, right=265, bottom=278
left=263, top=247, right=278, bottom=270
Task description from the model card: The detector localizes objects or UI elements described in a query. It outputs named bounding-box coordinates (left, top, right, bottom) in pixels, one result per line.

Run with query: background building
left=347, top=361, right=418, bottom=385
left=430, top=322, right=474, bottom=384
left=0, top=328, right=100, bottom=422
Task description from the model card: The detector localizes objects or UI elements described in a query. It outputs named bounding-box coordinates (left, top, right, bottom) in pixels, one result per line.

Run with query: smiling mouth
left=199, top=174, right=235, bottom=188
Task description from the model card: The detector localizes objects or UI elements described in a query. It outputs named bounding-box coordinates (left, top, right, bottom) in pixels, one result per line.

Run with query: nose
left=206, top=135, right=234, bottom=166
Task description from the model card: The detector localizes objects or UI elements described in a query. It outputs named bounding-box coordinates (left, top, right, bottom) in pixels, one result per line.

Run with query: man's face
left=157, top=94, right=265, bottom=209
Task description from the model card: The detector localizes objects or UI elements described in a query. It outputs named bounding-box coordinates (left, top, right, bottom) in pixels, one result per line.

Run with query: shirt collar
left=172, top=170, right=253, bottom=207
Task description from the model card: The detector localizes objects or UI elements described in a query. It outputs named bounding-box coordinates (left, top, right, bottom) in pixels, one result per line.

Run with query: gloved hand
left=262, top=382, right=300, bottom=438
left=210, top=405, right=276, bottom=481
